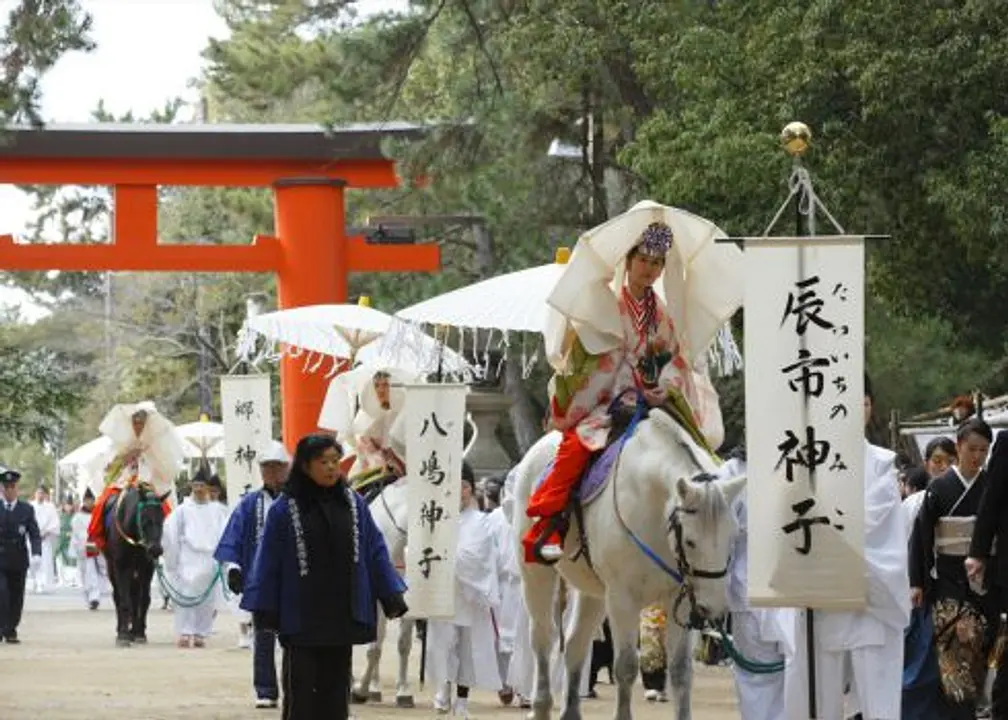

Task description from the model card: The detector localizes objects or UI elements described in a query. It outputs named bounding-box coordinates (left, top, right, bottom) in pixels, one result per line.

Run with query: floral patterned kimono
left=549, top=286, right=715, bottom=450
left=523, top=285, right=722, bottom=562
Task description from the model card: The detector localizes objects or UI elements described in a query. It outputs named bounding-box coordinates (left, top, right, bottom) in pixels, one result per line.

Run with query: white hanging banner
left=744, top=237, right=867, bottom=610
left=220, top=375, right=273, bottom=509
left=403, top=383, right=469, bottom=619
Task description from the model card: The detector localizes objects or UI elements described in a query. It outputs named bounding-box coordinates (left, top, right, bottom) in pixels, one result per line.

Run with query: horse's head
left=667, top=472, right=745, bottom=623
left=634, top=410, right=745, bottom=624
left=122, top=484, right=170, bottom=561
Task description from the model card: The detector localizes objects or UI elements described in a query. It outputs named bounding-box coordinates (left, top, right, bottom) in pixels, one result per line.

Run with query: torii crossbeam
left=0, top=122, right=441, bottom=447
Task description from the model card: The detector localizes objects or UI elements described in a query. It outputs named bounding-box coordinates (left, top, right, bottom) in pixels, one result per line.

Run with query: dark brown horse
left=102, top=484, right=169, bottom=646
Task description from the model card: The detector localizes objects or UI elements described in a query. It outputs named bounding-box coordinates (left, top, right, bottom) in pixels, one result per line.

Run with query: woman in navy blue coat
left=241, top=433, right=408, bottom=720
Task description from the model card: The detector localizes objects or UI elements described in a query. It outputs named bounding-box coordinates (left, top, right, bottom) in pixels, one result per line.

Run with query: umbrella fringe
left=707, top=324, right=744, bottom=378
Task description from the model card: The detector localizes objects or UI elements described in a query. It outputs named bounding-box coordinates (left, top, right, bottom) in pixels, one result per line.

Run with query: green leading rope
left=155, top=563, right=231, bottom=609
left=709, top=619, right=785, bottom=675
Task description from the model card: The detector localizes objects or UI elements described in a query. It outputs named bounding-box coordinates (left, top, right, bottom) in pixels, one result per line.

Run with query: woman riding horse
left=524, top=221, right=725, bottom=565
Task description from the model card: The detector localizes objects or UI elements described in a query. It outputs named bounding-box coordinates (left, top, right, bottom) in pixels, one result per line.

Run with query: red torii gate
left=0, top=122, right=441, bottom=447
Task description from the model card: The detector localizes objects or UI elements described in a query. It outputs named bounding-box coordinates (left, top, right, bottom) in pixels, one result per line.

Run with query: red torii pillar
left=0, top=124, right=441, bottom=449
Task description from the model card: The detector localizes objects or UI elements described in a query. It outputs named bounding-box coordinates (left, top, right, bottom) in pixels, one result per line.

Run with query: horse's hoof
left=115, top=636, right=132, bottom=648
left=395, top=695, right=414, bottom=708
left=132, top=634, right=147, bottom=644
left=350, top=690, right=369, bottom=704
left=368, top=690, right=382, bottom=703
left=498, top=688, right=515, bottom=706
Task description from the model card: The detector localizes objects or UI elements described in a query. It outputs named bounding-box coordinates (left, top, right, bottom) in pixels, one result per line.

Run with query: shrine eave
left=0, top=122, right=426, bottom=161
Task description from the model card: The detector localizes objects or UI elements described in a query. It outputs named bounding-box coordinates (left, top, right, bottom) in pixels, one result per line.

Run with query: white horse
left=351, top=415, right=480, bottom=708
left=512, top=409, right=745, bottom=720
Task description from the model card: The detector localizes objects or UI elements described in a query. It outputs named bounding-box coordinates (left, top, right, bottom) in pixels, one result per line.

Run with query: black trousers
left=992, top=655, right=1008, bottom=720
left=0, top=569, right=26, bottom=636
left=282, top=644, right=352, bottom=720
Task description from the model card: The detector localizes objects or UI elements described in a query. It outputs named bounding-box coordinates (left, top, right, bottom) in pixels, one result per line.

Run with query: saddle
left=534, top=389, right=714, bottom=567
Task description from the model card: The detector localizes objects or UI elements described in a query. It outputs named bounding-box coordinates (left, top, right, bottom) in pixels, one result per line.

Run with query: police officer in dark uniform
left=0, top=465, right=42, bottom=643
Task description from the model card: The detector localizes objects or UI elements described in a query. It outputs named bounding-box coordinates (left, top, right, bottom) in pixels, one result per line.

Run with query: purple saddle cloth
left=533, top=440, right=624, bottom=507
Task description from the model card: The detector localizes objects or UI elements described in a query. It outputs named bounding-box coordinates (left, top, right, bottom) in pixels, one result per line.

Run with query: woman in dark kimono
left=909, top=417, right=996, bottom=720
left=242, top=434, right=408, bottom=720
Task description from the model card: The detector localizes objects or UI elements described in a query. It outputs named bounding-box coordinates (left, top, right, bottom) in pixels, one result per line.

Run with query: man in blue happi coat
left=214, top=439, right=290, bottom=709
left=241, top=433, right=408, bottom=720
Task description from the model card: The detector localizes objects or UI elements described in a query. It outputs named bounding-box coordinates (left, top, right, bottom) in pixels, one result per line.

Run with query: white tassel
left=707, top=324, right=743, bottom=377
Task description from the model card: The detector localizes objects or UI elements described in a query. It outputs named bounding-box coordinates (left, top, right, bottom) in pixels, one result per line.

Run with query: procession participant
left=427, top=462, right=502, bottom=717
left=909, top=417, right=995, bottom=719
left=482, top=476, right=521, bottom=704
left=923, top=437, right=957, bottom=479
left=639, top=604, right=669, bottom=702
left=780, top=375, right=910, bottom=720
left=87, top=404, right=182, bottom=554
left=214, top=439, right=290, bottom=709
left=28, top=485, right=60, bottom=593
left=70, top=488, right=102, bottom=610
left=163, top=468, right=228, bottom=648
left=241, top=434, right=408, bottom=720
left=0, top=467, right=41, bottom=643
left=524, top=222, right=725, bottom=564
left=966, top=432, right=1008, bottom=718
left=900, top=466, right=931, bottom=539
left=722, top=446, right=786, bottom=720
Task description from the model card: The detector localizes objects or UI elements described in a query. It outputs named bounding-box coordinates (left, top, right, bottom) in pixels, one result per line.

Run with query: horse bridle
left=667, top=500, right=730, bottom=629
left=114, top=488, right=162, bottom=551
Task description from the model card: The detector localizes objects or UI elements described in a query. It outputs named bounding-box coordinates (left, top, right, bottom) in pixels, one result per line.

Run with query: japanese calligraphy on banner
left=403, top=383, right=468, bottom=619
left=744, top=239, right=867, bottom=610
left=220, top=375, right=273, bottom=509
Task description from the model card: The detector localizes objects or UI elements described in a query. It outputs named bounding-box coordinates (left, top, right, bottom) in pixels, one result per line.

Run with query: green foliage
left=0, top=0, right=93, bottom=123
left=0, top=325, right=90, bottom=446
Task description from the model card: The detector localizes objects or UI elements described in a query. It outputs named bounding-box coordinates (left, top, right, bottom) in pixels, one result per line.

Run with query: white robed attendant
left=485, top=493, right=522, bottom=689
left=723, top=454, right=786, bottom=720
left=70, top=492, right=103, bottom=608
left=775, top=440, right=910, bottom=720
left=426, top=472, right=502, bottom=717
left=29, top=488, right=60, bottom=593
left=162, top=473, right=228, bottom=647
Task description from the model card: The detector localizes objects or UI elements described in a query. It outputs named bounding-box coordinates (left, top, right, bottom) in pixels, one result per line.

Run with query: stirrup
left=531, top=516, right=567, bottom=565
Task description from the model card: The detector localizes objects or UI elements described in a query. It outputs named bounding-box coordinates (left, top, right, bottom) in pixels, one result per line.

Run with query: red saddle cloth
left=87, top=483, right=171, bottom=553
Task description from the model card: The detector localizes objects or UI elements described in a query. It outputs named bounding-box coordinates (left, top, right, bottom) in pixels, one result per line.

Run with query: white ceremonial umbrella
left=176, top=418, right=226, bottom=460
left=58, top=437, right=115, bottom=498
left=237, top=296, right=472, bottom=377
left=396, top=247, right=572, bottom=334
left=544, top=200, right=745, bottom=372
left=98, top=401, right=188, bottom=494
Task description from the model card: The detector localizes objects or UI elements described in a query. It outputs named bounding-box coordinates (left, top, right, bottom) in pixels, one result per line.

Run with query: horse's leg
left=394, top=615, right=416, bottom=707
left=606, top=594, right=642, bottom=720
left=132, top=561, right=153, bottom=642
left=666, top=622, right=694, bottom=720
left=522, top=564, right=558, bottom=720
left=112, top=558, right=133, bottom=646
left=351, top=610, right=386, bottom=703
left=559, top=591, right=606, bottom=720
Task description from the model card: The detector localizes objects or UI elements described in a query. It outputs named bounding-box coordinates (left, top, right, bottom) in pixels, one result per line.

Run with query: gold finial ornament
left=358, top=295, right=371, bottom=307
left=554, top=246, right=571, bottom=264
left=781, top=121, right=812, bottom=157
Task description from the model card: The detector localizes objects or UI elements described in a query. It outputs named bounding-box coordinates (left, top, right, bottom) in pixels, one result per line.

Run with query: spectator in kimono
left=427, top=461, right=502, bottom=718
left=910, top=417, right=995, bottom=719
left=241, top=433, right=407, bottom=720
left=966, top=432, right=1008, bottom=718
left=923, top=436, right=956, bottom=479
left=214, top=439, right=290, bottom=709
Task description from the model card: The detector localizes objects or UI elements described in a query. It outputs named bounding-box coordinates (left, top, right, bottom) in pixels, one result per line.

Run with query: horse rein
left=607, top=392, right=727, bottom=629
left=380, top=481, right=408, bottom=537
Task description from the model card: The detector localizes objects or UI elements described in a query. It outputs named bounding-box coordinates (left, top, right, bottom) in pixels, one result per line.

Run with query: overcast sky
left=0, top=0, right=404, bottom=319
